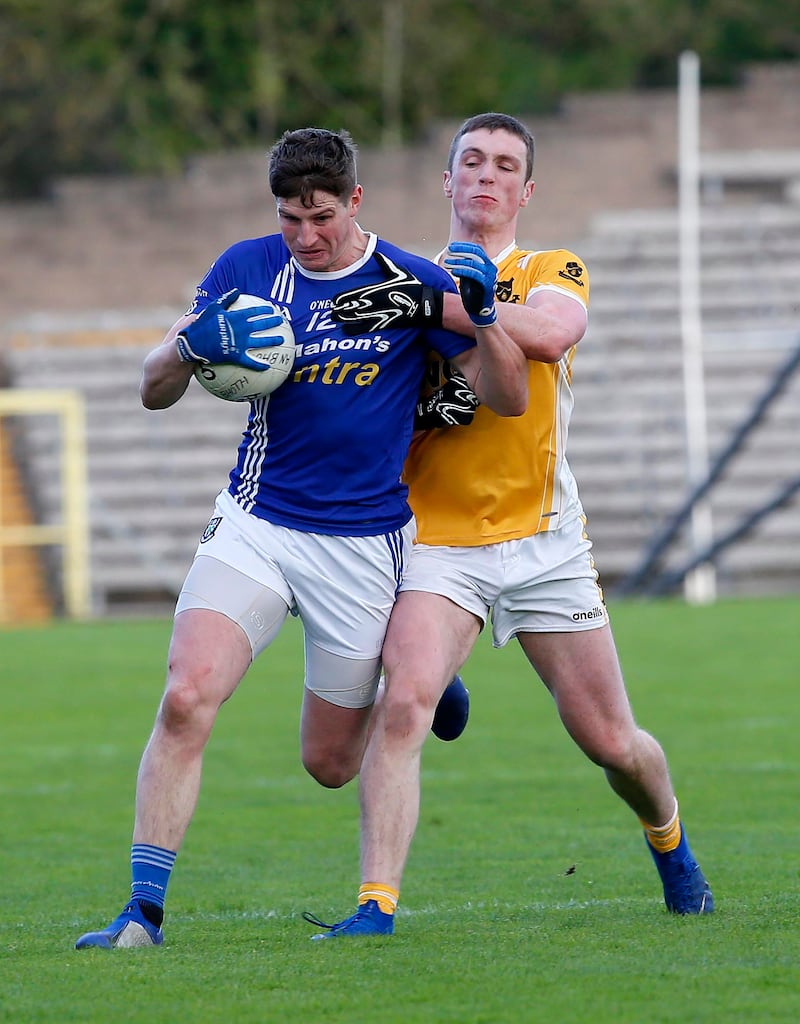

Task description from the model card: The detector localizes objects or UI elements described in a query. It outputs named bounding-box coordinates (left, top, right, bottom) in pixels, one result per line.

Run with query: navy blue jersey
left=189, top=232, right=473, bottom=536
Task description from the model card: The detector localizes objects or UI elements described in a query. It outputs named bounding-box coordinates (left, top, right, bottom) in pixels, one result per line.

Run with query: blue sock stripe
left=130, top=843, right=177, bottom=909
left=131, top=844, right=177, bottom=870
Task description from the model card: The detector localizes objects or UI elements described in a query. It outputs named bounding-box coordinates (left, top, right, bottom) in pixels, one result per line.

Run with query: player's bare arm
left=140, top=314, right=197, bottom=410
left=442, top=242, right=526, bottom=415
left=442, top=289, right=587, bottom=364
left=449, top=322, right=526, bottom=416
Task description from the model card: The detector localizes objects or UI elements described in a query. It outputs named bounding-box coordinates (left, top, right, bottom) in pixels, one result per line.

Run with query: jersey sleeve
left=185, top=240, right=269, bottom=315
left=183, top=253, right=235, bottom=316
left=522, top=249, right=590, bottom=309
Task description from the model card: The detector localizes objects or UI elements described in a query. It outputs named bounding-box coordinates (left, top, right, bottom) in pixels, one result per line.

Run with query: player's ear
left=443, top=171, right=452, bottom=198
left=348, top=184, right=363, bottom=216
left=520, top=180, right=535, bottom=207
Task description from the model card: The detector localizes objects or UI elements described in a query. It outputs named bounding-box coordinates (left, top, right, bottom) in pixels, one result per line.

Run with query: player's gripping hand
left=443, top=242, right=498, bottom=327
left=176, top=289, right=286, bottom=369
left=330, top=252, right=444, bottom=335
left=415, top=369, right=480, bottom=429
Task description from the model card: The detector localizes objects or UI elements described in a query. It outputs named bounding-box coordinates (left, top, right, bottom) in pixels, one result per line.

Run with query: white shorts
left=176, top=489, right=415, bottom=707
left=399, top=515, right=608, bottom=647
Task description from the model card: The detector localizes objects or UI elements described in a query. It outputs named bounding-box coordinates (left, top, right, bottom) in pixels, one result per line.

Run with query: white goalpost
left=677, top=50, right=717, bottom=604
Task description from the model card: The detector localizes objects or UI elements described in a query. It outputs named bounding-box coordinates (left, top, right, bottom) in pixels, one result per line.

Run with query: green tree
left=1, top=0, right=797, bottom=197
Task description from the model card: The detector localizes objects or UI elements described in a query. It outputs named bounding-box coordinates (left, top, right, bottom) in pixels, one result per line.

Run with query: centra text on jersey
left=292, top=355, right=379, bottom=386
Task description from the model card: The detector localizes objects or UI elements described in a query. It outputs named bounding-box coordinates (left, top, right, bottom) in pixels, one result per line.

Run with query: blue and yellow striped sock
left=641, top=799, right=682, bottom=854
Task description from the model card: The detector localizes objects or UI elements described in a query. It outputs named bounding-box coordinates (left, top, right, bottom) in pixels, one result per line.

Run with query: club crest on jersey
left=558, top=261, right=585, bottom=286
left=200, top=516, right=222, bottom=543
left=496, top=279, right=520, bottom=303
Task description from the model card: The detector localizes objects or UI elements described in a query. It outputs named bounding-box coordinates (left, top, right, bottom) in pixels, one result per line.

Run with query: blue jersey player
left=75, top=127, right=527, bottom=949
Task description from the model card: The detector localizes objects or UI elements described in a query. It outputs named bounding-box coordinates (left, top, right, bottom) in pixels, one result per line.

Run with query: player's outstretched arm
left=441, top=287, right=587, bottom=364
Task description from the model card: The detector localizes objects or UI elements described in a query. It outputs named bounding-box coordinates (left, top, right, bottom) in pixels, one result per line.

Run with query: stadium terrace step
left=3, top=192, right=799, bottom=611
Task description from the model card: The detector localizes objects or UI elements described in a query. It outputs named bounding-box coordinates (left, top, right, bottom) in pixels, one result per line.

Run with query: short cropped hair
left=268, top=128, right=358, bottom=206
left=447, top=113, right=535, bottom=181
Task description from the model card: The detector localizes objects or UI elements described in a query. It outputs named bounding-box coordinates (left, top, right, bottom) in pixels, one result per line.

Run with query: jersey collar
left=291, top=230, right=378, bottom=280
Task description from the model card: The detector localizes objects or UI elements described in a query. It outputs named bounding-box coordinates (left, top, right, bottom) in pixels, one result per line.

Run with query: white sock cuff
left=651, top=798, right=679, bottom=834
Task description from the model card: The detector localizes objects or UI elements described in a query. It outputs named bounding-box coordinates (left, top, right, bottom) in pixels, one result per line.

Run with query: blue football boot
left=646, top=829, right=714, bottom=914
left=303, top=899, right=395, bottom=939
left=431, top=674, right=470, bottom=741
left=75, top=900, right=164, bottom=949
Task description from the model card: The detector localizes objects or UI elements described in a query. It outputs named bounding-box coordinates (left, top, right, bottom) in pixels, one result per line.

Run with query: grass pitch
left=1, top=596, right=798, bottom=1023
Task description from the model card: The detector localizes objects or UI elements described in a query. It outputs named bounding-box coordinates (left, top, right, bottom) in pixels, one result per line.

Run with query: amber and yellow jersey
left=405, top=243, right=589, bottom=546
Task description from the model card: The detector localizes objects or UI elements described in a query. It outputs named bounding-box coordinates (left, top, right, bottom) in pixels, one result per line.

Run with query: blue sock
left=130, top=843, right=177, bottom=912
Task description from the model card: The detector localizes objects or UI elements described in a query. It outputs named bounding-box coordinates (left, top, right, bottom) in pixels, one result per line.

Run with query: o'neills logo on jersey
left=571, top=605, right=605, bottom=621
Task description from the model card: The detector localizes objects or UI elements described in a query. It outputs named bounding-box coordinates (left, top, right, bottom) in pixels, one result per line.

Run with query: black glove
left=331, top=251, right=445, bottom=335
left=414, top=369, right=480, bottom=429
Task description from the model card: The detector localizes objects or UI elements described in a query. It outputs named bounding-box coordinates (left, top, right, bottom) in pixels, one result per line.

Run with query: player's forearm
left=473, top=321, right=528, bottom=415
left=453, top=323, right=527, bottom=417
left=140, top=318, right=195, bottom=410
left=442, top=292, right=576, bottom=363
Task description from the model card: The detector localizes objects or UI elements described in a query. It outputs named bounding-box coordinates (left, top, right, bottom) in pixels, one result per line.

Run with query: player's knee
left=382, top=677, right=438, bottom=741
left=158, top=686, right=204, bottom=738
left=302, top=746, right=360, bottom=789
left=159, top=663, right=219, bottom=734
left=583, top=728, right=644, bottom=775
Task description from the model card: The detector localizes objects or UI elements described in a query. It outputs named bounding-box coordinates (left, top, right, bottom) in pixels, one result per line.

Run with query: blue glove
left=176, top=289, right=287, bottom=369
left=443, top=242, right=498, bottom=327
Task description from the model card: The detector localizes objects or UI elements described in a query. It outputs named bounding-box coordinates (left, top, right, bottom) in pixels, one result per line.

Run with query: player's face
left=276, top=187, right=364, bottom=272
left=444, top=128, right=534, bottom=232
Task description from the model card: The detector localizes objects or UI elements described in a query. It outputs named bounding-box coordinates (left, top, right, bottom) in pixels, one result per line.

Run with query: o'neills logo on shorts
left=572, top=605, right=605, bottom=622
left=200, top=516, right=222, bottom=543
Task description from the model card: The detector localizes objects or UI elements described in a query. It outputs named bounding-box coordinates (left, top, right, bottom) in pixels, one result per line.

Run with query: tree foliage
left=0, top=0, right=797, bottom=197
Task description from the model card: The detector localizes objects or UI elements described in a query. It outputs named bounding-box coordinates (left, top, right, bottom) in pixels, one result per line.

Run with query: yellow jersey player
left=406, top=244, right=589, bottom=545
left=316, top=112, right=713, bottom=937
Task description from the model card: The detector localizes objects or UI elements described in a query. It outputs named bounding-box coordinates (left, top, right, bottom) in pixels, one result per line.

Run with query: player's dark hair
left=447, top=112, right=535, bottom=181
left=268, top=128, right=358, bottom=206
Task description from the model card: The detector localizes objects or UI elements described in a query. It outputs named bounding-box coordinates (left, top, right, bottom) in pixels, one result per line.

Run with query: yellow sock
left=641, top=798, right=682, bottom=853
left=359, top=882, right=399, bottom=915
